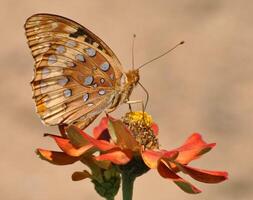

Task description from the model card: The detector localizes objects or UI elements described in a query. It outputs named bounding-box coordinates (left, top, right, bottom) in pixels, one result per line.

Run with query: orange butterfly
left=25, top=13, right=183, bottom=129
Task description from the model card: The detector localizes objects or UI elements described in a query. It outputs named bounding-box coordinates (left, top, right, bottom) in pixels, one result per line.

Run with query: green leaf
left=174, top=180, right=201, bottom=194
left=66, top=126, right=90, bottom=147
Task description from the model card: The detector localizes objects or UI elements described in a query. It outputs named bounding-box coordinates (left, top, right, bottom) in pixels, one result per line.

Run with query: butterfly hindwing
left=25, top=14, right=124, bottom=128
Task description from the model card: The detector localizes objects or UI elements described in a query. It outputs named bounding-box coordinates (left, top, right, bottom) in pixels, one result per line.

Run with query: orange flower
left=142, top=133, right=228, bottom=193
left=37, top=112, right=228, bottom=195
left=36, top=125, right=121, bottom=199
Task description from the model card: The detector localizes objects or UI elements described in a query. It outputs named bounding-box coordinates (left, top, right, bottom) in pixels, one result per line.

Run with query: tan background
left=0, top=0, right=252, bottom=199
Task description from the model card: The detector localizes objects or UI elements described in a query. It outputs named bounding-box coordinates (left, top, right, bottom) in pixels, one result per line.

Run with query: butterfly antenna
left=138, top=82, right=149, bottom=110
left=132, top=34, right=136, bottom=70
left=138, top=41, right=185, bottom=70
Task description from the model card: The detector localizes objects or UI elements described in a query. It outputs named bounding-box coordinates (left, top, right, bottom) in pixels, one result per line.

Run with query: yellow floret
left=124, top=111, right=153, bottom=127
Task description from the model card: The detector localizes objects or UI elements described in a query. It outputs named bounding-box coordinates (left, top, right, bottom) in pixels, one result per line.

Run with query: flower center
left=122, top=111, right=159, bottom=150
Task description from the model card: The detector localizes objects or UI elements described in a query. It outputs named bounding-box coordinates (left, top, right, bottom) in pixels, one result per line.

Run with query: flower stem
left=122, top=171, right=136, bottom=200
left=106, top=197, right=114, bottom=200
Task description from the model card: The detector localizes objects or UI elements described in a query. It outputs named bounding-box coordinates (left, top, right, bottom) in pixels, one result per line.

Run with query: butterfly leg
left=126, top=100, right=147, bottom=123
left=127, top=98, right=133, bottom=112
left=126, top=100, right=144, bottom=112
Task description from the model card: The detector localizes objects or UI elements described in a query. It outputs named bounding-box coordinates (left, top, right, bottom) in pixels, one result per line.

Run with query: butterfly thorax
left=125, top=69, right=140, bottom=85
left=107, top=69, right=139, bottom=112
left=122, top=69, right=140, bottom=100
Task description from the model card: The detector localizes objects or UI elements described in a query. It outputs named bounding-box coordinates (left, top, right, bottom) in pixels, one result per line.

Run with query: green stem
left=122, top=172, right=136, bottom=200
left=106, top=197, right=114, bottom=200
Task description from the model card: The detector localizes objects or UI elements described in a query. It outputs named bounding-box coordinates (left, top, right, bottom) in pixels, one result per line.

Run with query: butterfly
left=25, top=13, right=183, bottom=129
left=24, top=13, right=143, bottom=129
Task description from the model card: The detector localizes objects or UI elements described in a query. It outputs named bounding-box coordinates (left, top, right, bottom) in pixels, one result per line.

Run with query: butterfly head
left=125, top=69, right=140, bottom=86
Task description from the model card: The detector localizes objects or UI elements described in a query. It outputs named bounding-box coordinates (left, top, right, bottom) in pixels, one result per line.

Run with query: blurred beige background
left=1, top=0, right=252, bottom=199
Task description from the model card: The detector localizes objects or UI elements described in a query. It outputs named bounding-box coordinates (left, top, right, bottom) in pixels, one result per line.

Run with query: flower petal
left=93, top=117, right=109, bottom=139
left=174, top=133, right=215, bottom=164
left=157, top=161, right=201, bottom=194
left=95, top=149, right=132, bottom=165
left=72, top=170, right=91, bottom=181
left=151, top=123, right=159, bottom=136
left=67, top=125, right=116, bottom=151
left=142, top=150, right=164, bottom=168
left=45, top=134, right=93, bottom=157
left=175, top=164, right=228, bottom=183
left=37, top=149, right=79, bottom=165
left=142, top=149, right=178, bottom=169
left=108, top=117, right=139, bottom=151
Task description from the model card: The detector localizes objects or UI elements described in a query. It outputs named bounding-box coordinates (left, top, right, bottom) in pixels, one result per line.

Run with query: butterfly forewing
left=25, top=14, right=124, bottom=129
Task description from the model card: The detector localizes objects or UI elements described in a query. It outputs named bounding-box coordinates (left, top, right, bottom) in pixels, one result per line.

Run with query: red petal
left=157, top=161, right=201, bottom=194
left=176, top=164, right=228, bottom=183
left=45, top=134, right=93, bottom=157
left=67, top=126, right=116, bottom=151
left=95, top=149, right=132, bottom=165
left=108, top=118, right=139, bottom=151
left=142, top=150, right=178, bottom=169
left=173, top=133, right=215, bottom=164
left=37, top=149, right=79, bottom=165
left=93, top=117, right=109, bottom=139
left=72, top=170, right=91, bottom=181
left=151, top=123, right=159, bottom=136
left=142, top=150, right=164, bottom=168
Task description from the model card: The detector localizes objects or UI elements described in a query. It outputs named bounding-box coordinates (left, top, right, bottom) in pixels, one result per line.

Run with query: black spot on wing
left=69, top=28, right=86, bottom=38
left=84, top=37, right=94, bottom=44
left=98, top=45, right=103, bottom=51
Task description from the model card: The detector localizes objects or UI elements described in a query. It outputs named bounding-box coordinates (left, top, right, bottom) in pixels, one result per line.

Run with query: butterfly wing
left=25, top=14, right=124, bottom=129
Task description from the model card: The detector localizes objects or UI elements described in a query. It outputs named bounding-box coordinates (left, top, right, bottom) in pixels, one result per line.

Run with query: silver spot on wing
left=76, top=54, right=85, bottom=62
left=48, top=55, right=57, bottom=65
left=83, top=76, right=94, bottom=86
left=83, top=93, right=89, bottom=102
left=58, top=77, right=68, bottom=86
left=98, top=90, right=106, bottom=95
left=66, top=40, right=77, bottom=47
left=86, top=48, right=96, bottom=57
left=64, top=89, right=72, bottom=97
left=56, top=45, right=66, bottom=54
left=100, top=62, right=110, bottom=71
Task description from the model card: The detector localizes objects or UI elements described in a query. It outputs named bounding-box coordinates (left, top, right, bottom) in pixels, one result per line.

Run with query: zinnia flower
left=36, top=111, right=228, bottom=198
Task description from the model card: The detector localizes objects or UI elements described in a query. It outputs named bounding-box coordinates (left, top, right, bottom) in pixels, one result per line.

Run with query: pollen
left=122, top=111, right=159, bottom=150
